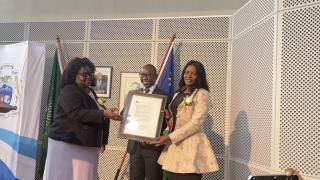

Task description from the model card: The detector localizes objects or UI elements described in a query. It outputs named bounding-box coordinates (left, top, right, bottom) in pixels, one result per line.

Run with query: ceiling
left=0, top=0, right=250, bottom=21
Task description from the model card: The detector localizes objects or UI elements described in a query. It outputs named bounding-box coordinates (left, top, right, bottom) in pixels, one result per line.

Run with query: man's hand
left=112, top=114, right=123, bottom=121
left=139, top=140, right=147, bottom=145
left=103, top=108, right=123, bottom=121
left=150, top=136, right=171, bottom=147
left=100, top=145, right=106, bottom=153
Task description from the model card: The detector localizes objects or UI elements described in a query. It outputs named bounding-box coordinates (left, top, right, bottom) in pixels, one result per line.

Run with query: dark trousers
left=129, top=144, right=163, bottom=180
left=170, top=172, right=202, bottom=180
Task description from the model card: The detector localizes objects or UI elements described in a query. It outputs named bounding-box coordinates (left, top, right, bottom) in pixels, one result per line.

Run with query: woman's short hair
left=178, top=60, right=209, bottom=91
left=60, top=57, right=95, bottom=88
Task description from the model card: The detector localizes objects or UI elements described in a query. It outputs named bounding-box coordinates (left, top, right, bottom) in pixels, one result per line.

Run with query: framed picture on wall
left=119, top=72, right=143, bottom=110
left=92, top=66, right=112, bottom=98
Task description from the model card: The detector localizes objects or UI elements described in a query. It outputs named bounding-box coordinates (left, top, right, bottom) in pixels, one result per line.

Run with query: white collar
left=144, top=84, right=156, bottom=93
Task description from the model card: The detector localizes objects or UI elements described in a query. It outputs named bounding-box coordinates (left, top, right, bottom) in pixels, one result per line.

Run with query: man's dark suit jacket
left=93, top=81, right=108, bottom=92
left=127, top=86, right=171, bottom=154
left=49, top=84, right=110, bottom=147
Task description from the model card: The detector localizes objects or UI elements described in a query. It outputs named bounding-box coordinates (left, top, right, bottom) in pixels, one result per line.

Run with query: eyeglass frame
left=77, top=72, right=94, bottom=78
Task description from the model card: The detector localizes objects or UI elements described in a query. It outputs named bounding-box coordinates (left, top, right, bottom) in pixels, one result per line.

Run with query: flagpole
left=155, top=34, right=176, bottom=180
left=157, top=33, right=176, bottom=74
left=114, top=150, right=128, bottom=180
left=56, top=35, right=67, bottom=70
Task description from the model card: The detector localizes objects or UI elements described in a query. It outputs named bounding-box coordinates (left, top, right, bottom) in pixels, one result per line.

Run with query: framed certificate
left=118, top=91, right=167, bottom=141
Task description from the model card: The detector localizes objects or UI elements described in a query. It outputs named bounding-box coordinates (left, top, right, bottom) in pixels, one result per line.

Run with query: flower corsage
left=97, top=97, right=106, bottom=106
left=181, top=95, right=193, bottom=107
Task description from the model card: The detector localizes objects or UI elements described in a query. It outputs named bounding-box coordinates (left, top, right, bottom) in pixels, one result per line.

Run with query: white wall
left=230, top=0, right=320, bottom=179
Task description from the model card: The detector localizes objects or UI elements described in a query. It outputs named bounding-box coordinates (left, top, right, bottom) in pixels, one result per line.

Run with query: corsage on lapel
left=97, top=97, right=106, bottom=106
left=181, top=95, right=193, bottom=107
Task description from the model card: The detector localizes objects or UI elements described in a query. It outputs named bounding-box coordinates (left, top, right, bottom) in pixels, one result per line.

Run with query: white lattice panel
left=0, top=23, right=25, bottom=42
left=230, top=17, right=276, bottom=167
left=158, top=17, right=230, bottom=40
left=233, top=0, right=276, bottom=36
left=29, top=21, right=86, bottom=41
left=229, top=160, right=271, bottom=180
left=43, top=42, right=85, bottom=64
left=281, top=0, right=320, bottom=9
left=88, top=42, right=152, bottom=67
left=278, top=4, right=320, bottom=176
left=203, top=158, right=225, bottom=180
left=98, top=149, right=129, bottom=180
left=157, top=41, right=228, bottom=158
left=90, top=19, right=154, bottom=40
left=88, top=42, right=152, bottom=149
left=63, top=43, right=85, bottom=61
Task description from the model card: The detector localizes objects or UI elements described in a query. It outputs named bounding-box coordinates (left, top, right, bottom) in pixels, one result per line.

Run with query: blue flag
left=156, top=45, right=174, bottom=97
left=155, top=45, right=175, bottom=180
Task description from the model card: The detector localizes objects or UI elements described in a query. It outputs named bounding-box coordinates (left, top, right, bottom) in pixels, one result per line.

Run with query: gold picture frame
left=119, top=72, right=143, bottom=110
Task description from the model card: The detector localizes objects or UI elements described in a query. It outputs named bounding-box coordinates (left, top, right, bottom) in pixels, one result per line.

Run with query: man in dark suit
left=93, top=72, right=107, bottom=94
left=127, top=64, right=170, bottom=180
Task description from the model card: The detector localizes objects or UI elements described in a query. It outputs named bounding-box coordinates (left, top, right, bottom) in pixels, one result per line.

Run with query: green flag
left=37, top=49, right=61, bottom=178
left=162, top=128, right=171, bottom=180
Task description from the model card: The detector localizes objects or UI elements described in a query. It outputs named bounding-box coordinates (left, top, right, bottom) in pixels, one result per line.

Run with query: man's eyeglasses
left=78, top=72, right=93, bottom=78
left=139, top=73, right=152, bottom=77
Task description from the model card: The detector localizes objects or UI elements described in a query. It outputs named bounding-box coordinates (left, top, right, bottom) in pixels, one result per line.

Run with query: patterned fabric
left=158, top=89, right=219, bottom=173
